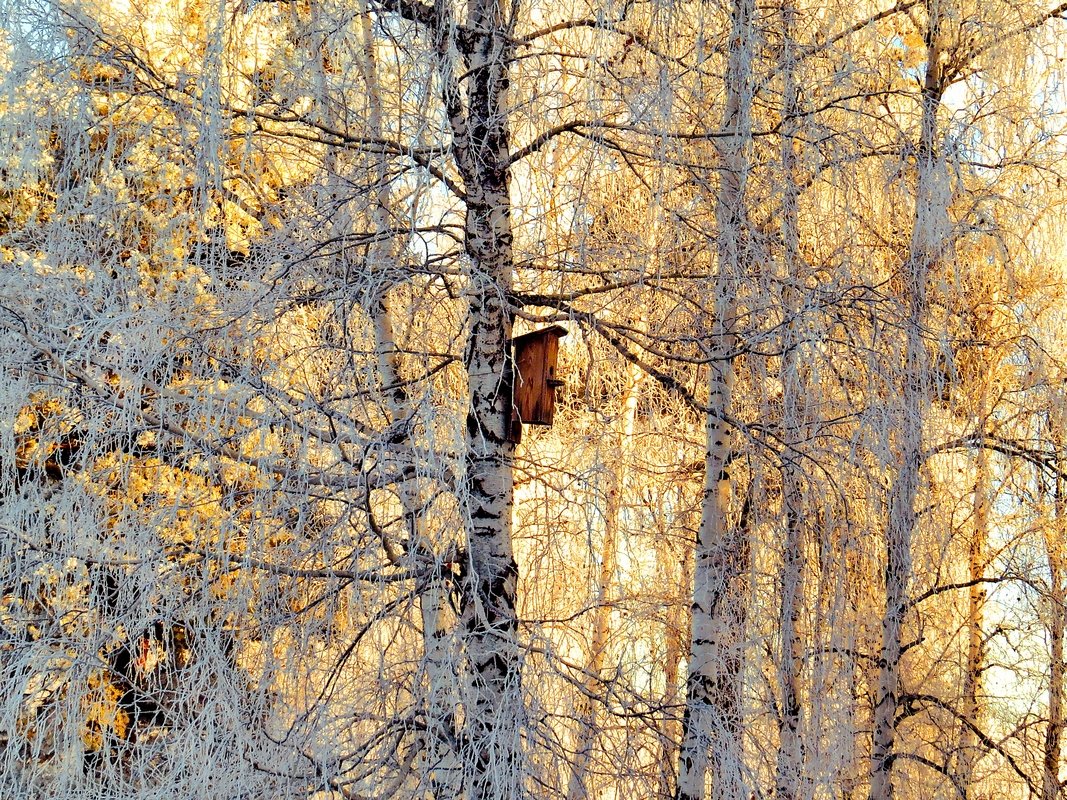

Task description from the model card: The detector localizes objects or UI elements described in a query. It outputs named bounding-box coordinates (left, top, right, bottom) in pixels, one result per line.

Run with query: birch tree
left=1, top=0, right=1067, bottom=799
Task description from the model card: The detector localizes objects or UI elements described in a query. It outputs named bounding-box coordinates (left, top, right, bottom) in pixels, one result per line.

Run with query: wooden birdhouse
left=509, top=325, right=567, bottom=442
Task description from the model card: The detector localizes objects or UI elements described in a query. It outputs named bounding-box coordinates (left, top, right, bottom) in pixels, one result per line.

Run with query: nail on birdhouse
left=509, top=325, right=567, bottom=443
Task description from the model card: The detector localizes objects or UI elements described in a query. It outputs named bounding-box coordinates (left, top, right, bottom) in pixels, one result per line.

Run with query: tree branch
left=905, top=575, right=1038, bottom=612
left=898, top=692, right=1040, bottom=796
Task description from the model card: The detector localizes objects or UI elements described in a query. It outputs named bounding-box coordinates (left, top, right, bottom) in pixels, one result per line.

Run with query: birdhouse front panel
left=513, top=325, right=567, bottom=427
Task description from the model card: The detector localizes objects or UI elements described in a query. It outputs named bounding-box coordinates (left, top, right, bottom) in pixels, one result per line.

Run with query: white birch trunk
left=435, top=0, right=524, bottom=794
left=372, top=293, right=462, bottom=799
left=676, top=1, right=755, bottom=797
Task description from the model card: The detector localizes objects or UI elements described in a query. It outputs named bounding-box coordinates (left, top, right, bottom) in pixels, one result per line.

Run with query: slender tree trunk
left=869, top=9, right=943, bottom=800
left=675, top=1, right=755, bottom=797
left=568, top=361, right=644, bottom=800
left=371, top=290, right=462, bottom=799
left=774, top=3, right=806, bottom=798
left=373, top=287, right=462, bottom=800
left=955, top=398, right=989, bottom=800
left=352, top=10, right=462, bottom=796
left=1045, top=437, right=1066, bottom=800
left=659, top=502, right=692, bottom=800
left=810, top=515, right=854, bottom=797
left=774, top=369, right=805, bottom=800
left=651, top=444, right=696, bottom=800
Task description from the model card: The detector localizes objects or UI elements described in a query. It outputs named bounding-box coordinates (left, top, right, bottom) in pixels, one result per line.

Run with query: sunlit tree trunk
left=1045, top=434, right=1066, bottom=800
left=774, top=3, right=806, bottom=796
left=660, top=519, right=692, bottom=800
left=955, top=398, right=989, bottom=800
left=869, top=8, right=943, bottom=799
left=568, top=359, right=644, bottom=800
left=371, top=263, right=463, bottom=800
left=371, top=260, right=463, bottom=800
left=675, top=0, right=755, bottom=797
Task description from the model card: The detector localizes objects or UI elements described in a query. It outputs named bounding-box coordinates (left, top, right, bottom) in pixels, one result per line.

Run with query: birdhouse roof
left=512, top=325, right=568, bottom=346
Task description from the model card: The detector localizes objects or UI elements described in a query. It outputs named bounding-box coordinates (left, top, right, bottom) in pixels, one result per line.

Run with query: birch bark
left=436, top=0, right=524, bottom=794
left=350, top=11, right=464, bottom=796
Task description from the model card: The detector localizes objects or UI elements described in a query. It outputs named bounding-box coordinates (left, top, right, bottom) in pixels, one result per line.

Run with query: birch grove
left=1, top=0, right=1067, bottom=799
